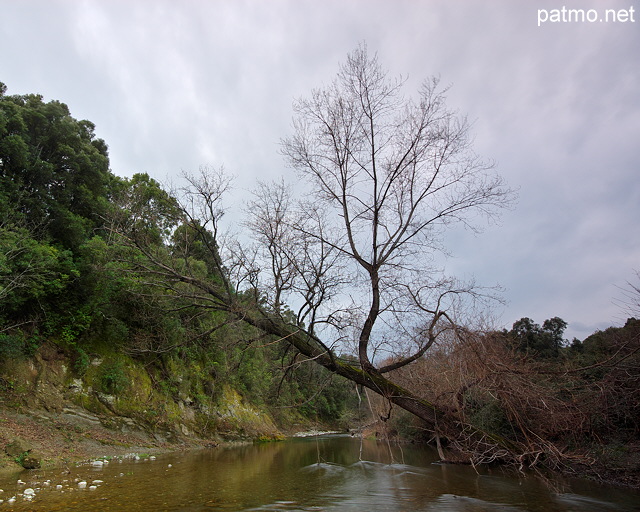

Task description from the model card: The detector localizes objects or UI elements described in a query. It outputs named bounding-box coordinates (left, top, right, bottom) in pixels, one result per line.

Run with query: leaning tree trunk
left=121, top=235, right=523, bottom=465
left=243, top=307, right=522, bottom=465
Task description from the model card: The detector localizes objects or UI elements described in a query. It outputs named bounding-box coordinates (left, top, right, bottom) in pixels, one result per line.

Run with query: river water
left=0, top=435, right=638, bottom=511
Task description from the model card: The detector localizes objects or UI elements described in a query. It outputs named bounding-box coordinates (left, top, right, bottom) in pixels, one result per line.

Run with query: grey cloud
left=1, top=0, right=638, bottom=340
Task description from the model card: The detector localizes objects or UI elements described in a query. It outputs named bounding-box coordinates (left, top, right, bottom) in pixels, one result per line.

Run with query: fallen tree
left=107, top=44, right=521, bottom=464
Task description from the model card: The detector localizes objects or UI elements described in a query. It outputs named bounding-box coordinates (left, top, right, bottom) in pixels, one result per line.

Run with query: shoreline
left=0, top=406, right=218, bottom=477
left=1, top=406, right=638, bottom=492
left=0, top=406, right=342, bottom=478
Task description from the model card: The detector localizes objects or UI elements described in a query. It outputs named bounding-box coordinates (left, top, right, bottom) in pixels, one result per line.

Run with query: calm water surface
left=0, top=435, right=638, bottom=511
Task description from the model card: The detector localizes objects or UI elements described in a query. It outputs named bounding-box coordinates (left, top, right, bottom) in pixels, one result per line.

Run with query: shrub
left=99, top=360, right=128, bottom=395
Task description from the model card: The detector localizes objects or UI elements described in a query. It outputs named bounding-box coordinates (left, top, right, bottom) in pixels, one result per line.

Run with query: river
left=0, top=435, right=638, bottom=511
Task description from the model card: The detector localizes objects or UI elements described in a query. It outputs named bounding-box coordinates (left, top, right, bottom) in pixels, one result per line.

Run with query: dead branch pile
left=372, top=320, right=640, bottom=474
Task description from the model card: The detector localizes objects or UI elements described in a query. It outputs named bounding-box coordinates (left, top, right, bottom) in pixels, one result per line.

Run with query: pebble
left=92, top=480, right=103, bottom=484
left=78, top=481, right=87, bottom=489
left=89, top=485, right=97, bottom=491
left=56, top=485, right=63, bottom=490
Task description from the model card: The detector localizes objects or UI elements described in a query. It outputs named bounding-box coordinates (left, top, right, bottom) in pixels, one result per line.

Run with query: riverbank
left=0, top=404, right=340, bottom=477
left=0, top=342, right=637, bottom=491
left=2, top=434, right=638, bottom=512
left=2, top=404, right=639, bottom=494
left=0, top=343, right=310, bottom=475
left=0, top=406, right=201, bottom=476
left=0, top=342, right=349, bottom=479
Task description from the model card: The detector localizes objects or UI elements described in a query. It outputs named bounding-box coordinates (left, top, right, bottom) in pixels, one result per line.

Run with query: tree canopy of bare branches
left=275, top=43, right=513, bottom=372
left=109, top=44, right=515, bottom=457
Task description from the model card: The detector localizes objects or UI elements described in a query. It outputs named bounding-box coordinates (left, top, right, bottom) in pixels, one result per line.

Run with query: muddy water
left=0, top=435, right=638, bottom=511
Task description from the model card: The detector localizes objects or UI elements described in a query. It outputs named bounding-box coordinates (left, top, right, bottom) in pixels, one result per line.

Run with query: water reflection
left=0, top=435, right=637, bottom=511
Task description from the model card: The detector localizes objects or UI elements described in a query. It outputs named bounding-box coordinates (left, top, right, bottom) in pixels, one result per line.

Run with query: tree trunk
left=247, top=310, right=443, bottom=428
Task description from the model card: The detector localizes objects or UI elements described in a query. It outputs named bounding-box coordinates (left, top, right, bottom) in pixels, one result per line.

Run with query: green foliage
left=574, top=318, right=640, bottom=436
left=71, top=346, right=90, bottom=376
left=0, top=88, right=111, bottom=250
left=13, top=451, right=29, bottom=466
left=171, top=222, right=224, bottom=280
left=507, top=316, right=567, bottom=358
left=469, top=399, right=513, bottom=438
left=0, top=226, right=78, bottom=322
left=0, top=333, right=25, bottom=358
left=110, top=173, right=182, bottom=245
left=98, top=360, right=128, bottom=395
left=0, top=331, right=41, bottom=358
left=0, top=83, right=358, bottom=434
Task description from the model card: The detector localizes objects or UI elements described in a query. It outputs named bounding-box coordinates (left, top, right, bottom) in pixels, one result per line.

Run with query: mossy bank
left=0, top=342, right=334, bottom=473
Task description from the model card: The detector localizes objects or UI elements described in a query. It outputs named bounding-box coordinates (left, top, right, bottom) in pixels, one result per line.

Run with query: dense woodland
left=1, top=64, right=638, bottom=486
left=0, top=81, right=357, bottom=427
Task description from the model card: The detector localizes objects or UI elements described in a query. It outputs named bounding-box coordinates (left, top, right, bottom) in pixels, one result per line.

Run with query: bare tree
left=278, top=43, right=513, bottom=374
left=615, top=269, right=640, bottom=318
left=245, top=179, right=299, bottom=314
left=245, top=180, right=347, bottom=336
left=109, top=45, right=516, bottom=460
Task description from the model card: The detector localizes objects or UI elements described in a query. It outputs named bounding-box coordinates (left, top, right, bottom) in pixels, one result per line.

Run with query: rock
left=96, top=392, right=116, bottom=405
left=78, top=481, right=87, bottom=489
left=21, top=456, right=41, bottom=469
left=5, top=440, right=31, bottom=458
left=68, top=378, right=84, bottom=392
left=62, top=406, right=100, bottom=424
left=23, top=488, right=35, bottom=497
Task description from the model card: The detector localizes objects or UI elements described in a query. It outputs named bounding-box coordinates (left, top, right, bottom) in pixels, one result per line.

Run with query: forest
left=1, top=48, right=638, bottom=488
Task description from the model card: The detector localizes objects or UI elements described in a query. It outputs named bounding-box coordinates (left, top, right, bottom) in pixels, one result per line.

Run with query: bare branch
left=281, top=44, right=514, bottom=372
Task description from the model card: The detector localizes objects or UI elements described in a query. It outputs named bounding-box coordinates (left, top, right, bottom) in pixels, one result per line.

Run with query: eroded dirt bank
left=0, top=343, right=288, bottom=475
left=0, top=405, right=216, bottom=476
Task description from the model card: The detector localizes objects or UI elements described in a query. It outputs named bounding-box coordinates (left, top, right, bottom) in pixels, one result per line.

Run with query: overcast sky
left=2, top=0, right=638, bottom=340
